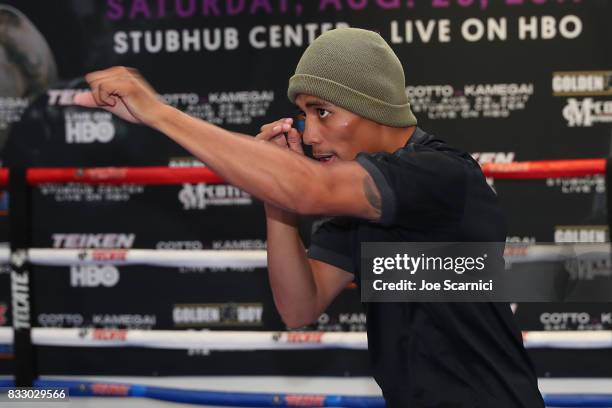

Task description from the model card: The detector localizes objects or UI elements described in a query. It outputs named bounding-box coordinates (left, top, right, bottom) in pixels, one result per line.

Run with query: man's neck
left=380, top=125, right=416, bottom=153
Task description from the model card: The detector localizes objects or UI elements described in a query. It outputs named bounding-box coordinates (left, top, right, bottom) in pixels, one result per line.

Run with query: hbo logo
left=70, top=265, right=120, bottom=287
left=65, top=120, right=115, bottom=143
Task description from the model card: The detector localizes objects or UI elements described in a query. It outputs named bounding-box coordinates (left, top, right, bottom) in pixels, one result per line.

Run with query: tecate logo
left=286, top=332, right=323, bottom=343
left=11, top=271, right=30, bottom=329
left=92, top=329, right=128, bottom=341
left=70, top=265, right=120, bottom=287
left=90, top=384, right=130, bottom=396
left=178, top=183, right=251, bottom=210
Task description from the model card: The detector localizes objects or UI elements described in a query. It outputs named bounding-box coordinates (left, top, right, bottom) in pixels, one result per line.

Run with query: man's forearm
left=152, top=104, right=321, bottom=213
left=264, top=205, right=319, bottom=328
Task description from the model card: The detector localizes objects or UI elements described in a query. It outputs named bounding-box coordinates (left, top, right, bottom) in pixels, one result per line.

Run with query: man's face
left=295, top=94, right=383, bottom=163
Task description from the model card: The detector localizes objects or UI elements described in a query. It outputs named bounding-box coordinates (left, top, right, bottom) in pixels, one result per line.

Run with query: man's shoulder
left=393, top=128, right=478, bottom=170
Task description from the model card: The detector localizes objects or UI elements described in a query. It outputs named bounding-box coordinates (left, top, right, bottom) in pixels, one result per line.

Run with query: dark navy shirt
left=309, top=128, right=544, bottom=408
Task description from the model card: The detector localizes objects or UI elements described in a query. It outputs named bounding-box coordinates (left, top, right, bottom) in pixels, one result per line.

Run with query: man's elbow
left=293, top=198, right=318, bottom=216
left=292, top=184, right=329, bottom=216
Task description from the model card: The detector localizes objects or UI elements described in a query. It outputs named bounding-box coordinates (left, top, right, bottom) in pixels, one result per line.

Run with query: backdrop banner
left=0, top=0, right=611, bottom=376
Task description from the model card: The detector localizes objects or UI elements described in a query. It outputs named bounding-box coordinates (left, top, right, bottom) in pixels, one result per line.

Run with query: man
left=76, top=28, right=544, bottom=407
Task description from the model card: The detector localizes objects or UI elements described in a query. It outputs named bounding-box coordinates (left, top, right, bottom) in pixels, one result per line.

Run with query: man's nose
left=301, top=122, right=321, bottom=145
left=302, top=133, right=321, bottom=146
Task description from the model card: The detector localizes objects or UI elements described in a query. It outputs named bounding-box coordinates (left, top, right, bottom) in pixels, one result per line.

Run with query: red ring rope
left=0, top=167, right=224, bottom=186
left=481, top=158, right=606, bottom=179
left=0, top=158, right=606, bottom=186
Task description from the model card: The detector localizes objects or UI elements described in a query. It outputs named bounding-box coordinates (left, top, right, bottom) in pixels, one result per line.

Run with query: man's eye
left=317, top=108, right=330, bottom=118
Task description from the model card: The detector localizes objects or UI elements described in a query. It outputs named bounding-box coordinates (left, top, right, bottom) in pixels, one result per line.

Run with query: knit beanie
left=287, top=27, right=417, bottom=128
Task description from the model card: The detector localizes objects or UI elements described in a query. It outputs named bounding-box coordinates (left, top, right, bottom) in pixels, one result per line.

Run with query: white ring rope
left=1, top=245, right=610, bottom=352
left=3, top=248, right=268, bottom=268
left=522, top=330, right=612, bottom=349
left=0, top=244, right=609, bottom=267
left=504, top=243, right=612, bottom=263
left=0, top=328, right=610, bottom=350
left=0, top=328, right=365, bottom=350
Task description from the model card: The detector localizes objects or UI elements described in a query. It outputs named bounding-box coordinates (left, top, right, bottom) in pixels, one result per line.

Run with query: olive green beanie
left=287, top=27, right=417, bottom=128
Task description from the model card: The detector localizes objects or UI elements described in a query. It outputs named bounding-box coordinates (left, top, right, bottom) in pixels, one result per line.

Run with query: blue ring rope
left=0, top=379, right=610, bottom=407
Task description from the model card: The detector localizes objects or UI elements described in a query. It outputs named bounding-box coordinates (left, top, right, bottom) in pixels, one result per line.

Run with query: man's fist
left=256, top=118, right=304, bottom=155
left=74, top=66, right=164, bottom=126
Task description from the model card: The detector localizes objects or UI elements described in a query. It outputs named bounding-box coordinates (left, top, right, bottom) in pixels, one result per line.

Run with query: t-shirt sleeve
left=356, top=147, right=467, bottom=227
left=308, top=218, right=355, bottom=274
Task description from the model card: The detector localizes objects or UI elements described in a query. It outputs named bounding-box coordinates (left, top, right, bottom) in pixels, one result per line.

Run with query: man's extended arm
left=75, top=67, right=382, bottom=220
left=75, top=67, right=366, bottom=327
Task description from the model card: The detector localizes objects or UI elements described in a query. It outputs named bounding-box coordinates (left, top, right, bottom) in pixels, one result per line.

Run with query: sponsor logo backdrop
left=0, top=0, right=611, bottom=376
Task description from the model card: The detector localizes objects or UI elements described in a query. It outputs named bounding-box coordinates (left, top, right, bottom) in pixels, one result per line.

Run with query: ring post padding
left=8, top=168, right=36, bottom=386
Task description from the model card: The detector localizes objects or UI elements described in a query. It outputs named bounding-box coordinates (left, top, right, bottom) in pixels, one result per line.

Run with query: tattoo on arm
left=363, top=175, right=382, bottom=217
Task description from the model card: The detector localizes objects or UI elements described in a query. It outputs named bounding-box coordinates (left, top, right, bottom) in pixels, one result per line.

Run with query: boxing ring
left=2, top=159, right=612, bottom=407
